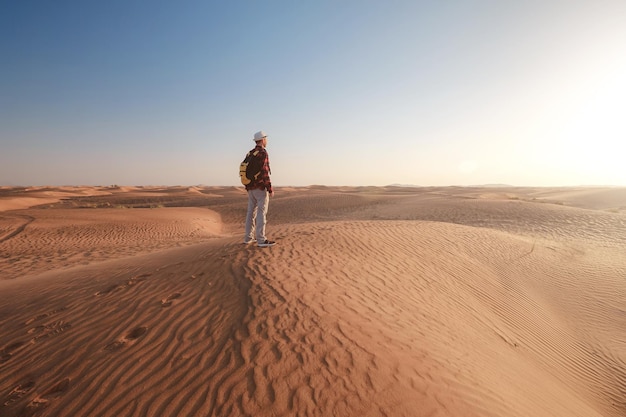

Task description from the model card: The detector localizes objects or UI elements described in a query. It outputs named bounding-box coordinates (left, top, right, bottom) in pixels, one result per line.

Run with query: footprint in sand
left=28, top=321, right=72, bottom=343
left=0, top=341, right=26, bottom=363
left=24, top=307, right=67, bottom=325
left=104, top=327, right=148, bottom=351
left=23, top=377, right=71, bottom=413
left=3, top=381, right=35, bottom=406
left=127, top=273, right=152, bottom=286
left=161, top=292, right=182, bottom=308
left=103, top=339, right=126, bottom=352
left=126, top=326, right=148, bottom=340
left=95, top=273, right=152, bottom=296
left=95, top=284, right=126, bottom=296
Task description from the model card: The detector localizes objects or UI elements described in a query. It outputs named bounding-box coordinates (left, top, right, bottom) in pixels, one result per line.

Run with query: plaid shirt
left=245, top=145, right=272, bottom=194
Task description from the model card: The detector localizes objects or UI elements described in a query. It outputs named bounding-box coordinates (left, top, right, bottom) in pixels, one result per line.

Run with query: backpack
left=239, top=149, right=262, bottom=186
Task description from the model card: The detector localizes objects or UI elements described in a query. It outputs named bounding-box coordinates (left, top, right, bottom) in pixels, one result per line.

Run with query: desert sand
left=0, top=185, right=625, bottom=417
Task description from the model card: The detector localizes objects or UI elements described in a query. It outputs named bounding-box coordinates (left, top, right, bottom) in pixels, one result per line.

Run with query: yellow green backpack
left=239, top=149, right=262, bottom=186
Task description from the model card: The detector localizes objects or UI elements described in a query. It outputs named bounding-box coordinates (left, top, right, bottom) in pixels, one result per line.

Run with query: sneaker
left=257, top=239, right=276, bottom=247
left=243, top=238, right=256, bottom=244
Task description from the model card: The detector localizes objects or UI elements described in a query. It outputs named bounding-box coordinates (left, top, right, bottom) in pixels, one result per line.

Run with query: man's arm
left=260, top=151, right=273, bottom=196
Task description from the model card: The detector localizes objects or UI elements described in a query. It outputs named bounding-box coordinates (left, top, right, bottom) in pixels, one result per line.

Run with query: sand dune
left=0, top=186, right=624, bottom=416
left=0, top=208, right=222, bottom=280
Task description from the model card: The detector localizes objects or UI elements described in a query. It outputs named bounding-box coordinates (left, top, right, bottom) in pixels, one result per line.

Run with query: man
left=244, top=130, right=276, bottom=247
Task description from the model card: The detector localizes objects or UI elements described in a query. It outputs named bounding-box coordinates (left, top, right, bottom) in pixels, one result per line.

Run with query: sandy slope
left=0, top=186, right=625, bottom=417
left=0, top=208, right=222, bottom=280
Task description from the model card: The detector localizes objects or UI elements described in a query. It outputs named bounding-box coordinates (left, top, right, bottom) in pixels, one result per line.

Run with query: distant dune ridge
left=0, top=186, right=625, bottom=417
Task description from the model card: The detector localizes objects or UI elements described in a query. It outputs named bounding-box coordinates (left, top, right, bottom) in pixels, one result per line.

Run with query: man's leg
left=253, top=189, right=269, bottom=242
left=244, top=190, right=257, bottom=243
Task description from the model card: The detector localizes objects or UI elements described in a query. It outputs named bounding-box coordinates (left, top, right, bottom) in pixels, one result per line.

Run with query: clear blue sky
left=2, top=1, right=625, bottom=187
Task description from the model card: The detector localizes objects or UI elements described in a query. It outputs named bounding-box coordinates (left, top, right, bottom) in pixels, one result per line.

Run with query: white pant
left=245, top=189, right=269, bottom=242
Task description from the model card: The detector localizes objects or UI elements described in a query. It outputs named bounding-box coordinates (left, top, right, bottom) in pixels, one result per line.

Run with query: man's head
left=253, top=130, right=268, bottom=147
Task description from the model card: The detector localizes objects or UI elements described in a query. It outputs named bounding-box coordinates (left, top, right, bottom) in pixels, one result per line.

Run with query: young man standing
left=244, top=130, right=276, bottom=247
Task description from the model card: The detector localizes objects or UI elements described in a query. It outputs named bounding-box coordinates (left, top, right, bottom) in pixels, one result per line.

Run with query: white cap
left=253, top=131, right=267, bottom=142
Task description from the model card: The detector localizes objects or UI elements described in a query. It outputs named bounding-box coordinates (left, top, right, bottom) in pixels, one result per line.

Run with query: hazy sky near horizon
left=2, top=1, right=625, bottom=187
